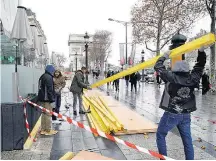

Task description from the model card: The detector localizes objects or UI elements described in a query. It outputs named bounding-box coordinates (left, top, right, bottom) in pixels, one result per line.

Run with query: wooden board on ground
left=104, top=100, right=158, bottom=135
left=100, top=96, right=122, bottom=107
left=72, top=151, right=114, bottom=160
left=84, top=89, right=107, bottom=97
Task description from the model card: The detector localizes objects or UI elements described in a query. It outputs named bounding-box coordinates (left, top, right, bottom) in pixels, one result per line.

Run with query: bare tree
left=131, top=0, right=206, bottom=55
left=56, top=54, right=67, bottom=66
left=89, top=30, right=112, bottom=70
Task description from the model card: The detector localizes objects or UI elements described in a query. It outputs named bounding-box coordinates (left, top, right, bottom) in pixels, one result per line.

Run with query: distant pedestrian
left=155, top=71, right=161, bottom=88
left=52, top=70, right=66, bottom=124
left=112, top=71, right=115, bottom=88
left=136, top=72, right=141, bottom=87
left=202, top=72, right=210, bottom=95
left=130, top=73, right=137, bottom=92
left=125, top=75, right=130, bottom=88
left=70, top=67, right=92, bottom=116
left=154, top=47, right=207, bottom=160
left=106, top=70, right=112, bottom=91
left=38, top=65, right=58, bottom=136
left=114, top=71, right=120, bottom=92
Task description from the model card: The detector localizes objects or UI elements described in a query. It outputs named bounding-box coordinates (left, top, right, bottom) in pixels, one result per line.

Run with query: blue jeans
left=156, top=111, right=194, bottom=160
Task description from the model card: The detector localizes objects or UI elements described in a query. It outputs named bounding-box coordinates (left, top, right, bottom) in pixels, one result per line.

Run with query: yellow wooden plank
left=24, top=116, right=41, bottom=149
left=91, top=33, right=215, bottom=88
left=88, top=95, right=122, bottom=130
left=98, top=96, right=123, bottom=127
left=59, top=152, right=74, bottom=160
left=83, top=96, right=109, bottom=133
left=85, top=97, right=116, bottom=123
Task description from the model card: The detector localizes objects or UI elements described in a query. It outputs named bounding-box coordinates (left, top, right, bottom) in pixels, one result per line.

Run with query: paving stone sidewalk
left=1, top=136, right=53, bottom=160
left=49, top=81, right=126, bottom=160
left=2, top=78, right=215, bottom=160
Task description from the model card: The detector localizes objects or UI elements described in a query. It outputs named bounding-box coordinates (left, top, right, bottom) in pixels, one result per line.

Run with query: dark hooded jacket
left=154, top=50, right=206, bottom=114
left=38, top=65, right=56, bottom=102
left=130, top=73, right=137, bottom=83
left=70, top=70, right=88, bottom=94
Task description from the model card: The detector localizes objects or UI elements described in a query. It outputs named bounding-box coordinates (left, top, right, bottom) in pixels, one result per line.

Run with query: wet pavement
left=96, top=78, right=216, bottom=159
left=50, top=81, right=126, bottom=160
left=2, top=78, right=216, bottom=160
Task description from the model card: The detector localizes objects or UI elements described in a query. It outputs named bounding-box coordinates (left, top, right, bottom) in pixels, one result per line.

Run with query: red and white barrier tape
left=23, top=98, right=37, bottom=142
left=20, top=97, right=174, bottom=160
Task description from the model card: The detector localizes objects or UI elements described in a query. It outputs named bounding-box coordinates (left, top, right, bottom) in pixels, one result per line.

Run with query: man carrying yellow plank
left=154, top=43, right=208, bottom=160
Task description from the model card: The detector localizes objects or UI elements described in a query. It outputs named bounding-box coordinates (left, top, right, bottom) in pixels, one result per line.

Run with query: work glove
left=163, top=50, right=171, bottom=59
left=87, top=86, right=92, bottom=90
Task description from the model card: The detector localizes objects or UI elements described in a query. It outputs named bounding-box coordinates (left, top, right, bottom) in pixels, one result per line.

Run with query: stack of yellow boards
left=82, top=90, right=124, bottom=135
left=82, top=90, right=158, bottom=136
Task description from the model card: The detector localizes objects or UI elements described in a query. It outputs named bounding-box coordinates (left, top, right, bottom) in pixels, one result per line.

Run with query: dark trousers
left=52, top=94, right=61, bottom=120
left=156, top=111, right=194, bottom=160
left=114, top=80, right=119, bottom=91
left=125, top=80, right=129, bottom=87
left=131, top=82, right=137, bottom=92
left=156, top=75, right=161, bottom=84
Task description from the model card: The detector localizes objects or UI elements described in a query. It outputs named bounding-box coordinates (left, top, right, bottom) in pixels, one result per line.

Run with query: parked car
left=139, top=69, right=155, bottom=82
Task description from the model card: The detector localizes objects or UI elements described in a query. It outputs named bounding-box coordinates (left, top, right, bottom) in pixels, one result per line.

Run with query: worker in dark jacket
left=70, top=67, right=91, bottom=115
left=125, top=75, right=130, bottom=88
left=202, top=72, right=210, bottom=95
left=154, top=47, right=207, bottom=160
left=114, top=70, right=120, bottom=92
left=130, top=73, right=137, bottom=92
left=38, top=65, right=58, bottom=136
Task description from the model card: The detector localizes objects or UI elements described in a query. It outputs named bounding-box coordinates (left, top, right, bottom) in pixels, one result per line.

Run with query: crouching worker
left=70, top=67, right=92, bottom=115
left=38, top=65, right=58, bottom=136
left=154, top=47, right=207, bottom=160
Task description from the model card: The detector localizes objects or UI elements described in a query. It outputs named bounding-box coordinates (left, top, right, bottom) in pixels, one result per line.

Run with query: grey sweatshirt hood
left=172, top=61, right=189, bottom=73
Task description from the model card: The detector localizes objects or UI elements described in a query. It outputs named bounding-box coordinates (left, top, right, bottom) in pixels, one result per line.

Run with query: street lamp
left=108, top=18, right=129, bottom=66
left=141, top=50, right=145, bottom=82
left=84, top=32, right=90, bottom=83
left=75, top=52, right=78, bottom=71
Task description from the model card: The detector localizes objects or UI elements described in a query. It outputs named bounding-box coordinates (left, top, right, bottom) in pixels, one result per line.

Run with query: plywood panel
left=100, top=96, right=122, bottom=107
left=109, top=105, right=158, bottom=134
left=98, top=95, right=158, bottom=134
left=72, top=151, right=113, bottom=160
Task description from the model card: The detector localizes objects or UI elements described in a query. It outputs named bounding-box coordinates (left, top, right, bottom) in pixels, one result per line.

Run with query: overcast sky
left=22, top=0, right=211, bottom=67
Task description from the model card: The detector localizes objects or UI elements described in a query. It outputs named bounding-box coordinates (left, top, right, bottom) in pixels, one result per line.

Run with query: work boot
left=44, top=130, right=58, bottom=136
left=73, top=111, right=77, bottom=116
left=40, top=130, right=46, bottom=135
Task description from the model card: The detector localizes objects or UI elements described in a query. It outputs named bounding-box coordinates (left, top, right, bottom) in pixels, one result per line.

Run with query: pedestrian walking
left=70, top=67, right=92, bottom=116
left=156, top=71, right=161, bottom=88
left=114, top=71, right=120, bottom=92
left=38, top=65, right=58, bottom=136
left=130, top=72, right=137, bottom=92
left=202, top=72, right=210, bottom=95
left=125, top=75, right=130, bottom=88
left=136, top=72, right=141, bottom=87
left=112, top=71, right=115, bottom=88
left=106, top=70, right=112, bottom=91
left=52, top=70, right=66, bottom=124
left=154, top=47, right=207, bottom=160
